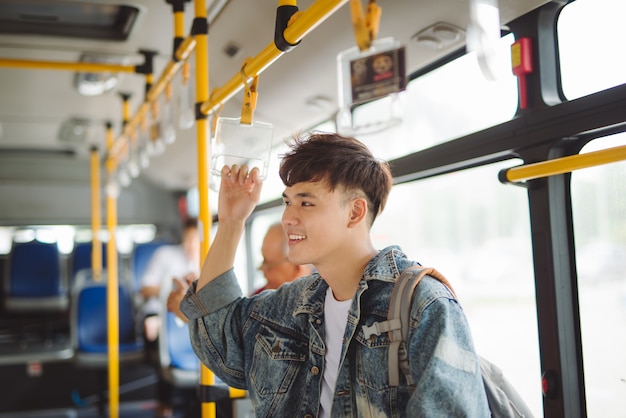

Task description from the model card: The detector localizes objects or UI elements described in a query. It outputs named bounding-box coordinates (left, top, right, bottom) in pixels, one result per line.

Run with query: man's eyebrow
left=282, top=191, right=317, bottom=199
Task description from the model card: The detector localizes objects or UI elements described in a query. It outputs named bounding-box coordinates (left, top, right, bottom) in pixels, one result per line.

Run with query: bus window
left=571, top=132, right=626, bottom=416
left=352, top=34, right=518, bottom=163
left=558, top=0, right=626, bottom=100
left=128, top=224, right=157, bottom=245
left=0, top=227, right=14, bottom=254
left=371, top=160, right=542, bottom=416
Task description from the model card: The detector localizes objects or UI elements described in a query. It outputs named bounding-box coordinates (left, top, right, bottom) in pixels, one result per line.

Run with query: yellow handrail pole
left=176, top=33, right=198, bottom=62
left=0, top=58, right=136, bottom=73
left=502, top=144, right=626, bottom=183
left=200, top=0, right=348, bottom=116
left=90, top=146, right=103, bottom=282
left=105, top=122, right=121, bottom=418
left=192, top=1, right=218, bottom=417
left=146, top=36, right=197, bottom=102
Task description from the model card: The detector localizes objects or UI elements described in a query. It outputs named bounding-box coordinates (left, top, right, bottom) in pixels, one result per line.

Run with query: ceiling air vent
left=58, top=118, right=92, bottom=144
left=0, top=1, right=140, bottom=41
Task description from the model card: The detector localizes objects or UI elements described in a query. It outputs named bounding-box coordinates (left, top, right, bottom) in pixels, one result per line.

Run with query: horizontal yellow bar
left=176, top=36, right=197, bottom=62
left=0, top=58, right=136, bottom=73
left=109, top=102, right=150, bottom=158
left=228, top=388, right=247, bottom=399
left=109, top=35, right=197, bottom=161
left=505, top=144, right=626, bottom=183
left=200, top=0, right=348, bottom=116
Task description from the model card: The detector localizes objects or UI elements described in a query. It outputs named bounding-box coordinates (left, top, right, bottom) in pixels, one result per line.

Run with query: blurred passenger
left=167, top=222, right=312, bottom=321
left=139, top=218, right=199, bottom=418
left=253, top=222, right=313, bottom=294
left=140, top=218, right=199, bottom=341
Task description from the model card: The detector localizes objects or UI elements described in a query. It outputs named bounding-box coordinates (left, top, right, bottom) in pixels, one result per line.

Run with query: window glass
left=7, top=225, right=76, bottom=254
left=0, top=227, right=15, bottom=254
left=571, top=131, right=626, bottom=416
left=371, top=160, right=542, bottom=416
left=206, top=220, right=253, bottom=295
left=558, top=0, right=626, bottom=100
left=129, top=224, right=157, bottom=244
left=353, top=34, right=518, bottom=162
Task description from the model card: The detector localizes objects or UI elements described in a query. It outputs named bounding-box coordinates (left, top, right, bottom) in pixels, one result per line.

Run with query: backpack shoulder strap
left=361, top=266, right=455, bottom=387
left=378, top=267, right=536, bottom=417
left=390, top=266, right=455, bottom=387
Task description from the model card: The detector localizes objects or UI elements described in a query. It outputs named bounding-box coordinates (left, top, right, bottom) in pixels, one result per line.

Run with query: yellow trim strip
left=504, top=144, right=626, bottom=183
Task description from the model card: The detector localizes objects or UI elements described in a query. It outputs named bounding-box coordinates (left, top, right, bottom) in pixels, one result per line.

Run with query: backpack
left=362, top=266, right=535, bottom=418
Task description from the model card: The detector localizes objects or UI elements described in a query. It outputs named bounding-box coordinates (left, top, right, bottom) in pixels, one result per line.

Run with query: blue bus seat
left=70, top=270, right=144, bottom=368
left=4, top=239, right=68, bottom=312
left=157, top=283, right=199, bottom=387
left=70, top=242, right=107, bottom=282
left=130, top=240, right=170, bottom=293
left=158, top=311, right=200, bottom=387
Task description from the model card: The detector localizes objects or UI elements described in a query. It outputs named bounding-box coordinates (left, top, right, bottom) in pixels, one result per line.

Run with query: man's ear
left=348, top=197, right=368, bottom=227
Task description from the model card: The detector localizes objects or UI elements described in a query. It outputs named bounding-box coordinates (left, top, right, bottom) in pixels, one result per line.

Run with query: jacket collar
left=292, top=245, right=407, bottom=317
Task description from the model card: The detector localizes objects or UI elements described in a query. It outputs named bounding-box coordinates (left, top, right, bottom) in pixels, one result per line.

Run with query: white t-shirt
left=319, top=286, right=352, bottom=418
left=140, top=244, right=198, bottom=316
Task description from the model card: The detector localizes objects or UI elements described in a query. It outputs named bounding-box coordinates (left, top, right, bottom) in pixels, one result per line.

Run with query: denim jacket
left=181, top=246, right=490, bottom=417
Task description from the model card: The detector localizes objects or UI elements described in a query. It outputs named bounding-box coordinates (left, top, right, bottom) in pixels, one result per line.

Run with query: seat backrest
left=158, top=279, right=198, bottom=372
left=5, top=239, right=67, bottom=311
left=71, top=242, right=107, bottom=280
left=162, top=312, right=198, bottom=371
left=72, top=274, right=141, bottom=353
left=131, top=240, right=170, bottom=292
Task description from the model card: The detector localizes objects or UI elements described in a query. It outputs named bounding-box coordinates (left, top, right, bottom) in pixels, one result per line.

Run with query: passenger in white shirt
left=139, top=218, right=199, bottom=418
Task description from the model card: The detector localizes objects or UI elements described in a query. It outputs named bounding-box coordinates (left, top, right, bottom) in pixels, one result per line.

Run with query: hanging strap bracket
left=240, top=61, right=259, bottom=125
left=274, top=3, right=301, bottom=52
left=350, top=0, right=382, bottom=51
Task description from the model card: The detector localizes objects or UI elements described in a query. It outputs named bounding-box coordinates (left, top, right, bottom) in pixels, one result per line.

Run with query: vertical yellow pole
left=105, top=122, right=120, bottom=418
left=193, top=1, right=216, bottom=417
left=90, top=146, right=103, bottom=282
left=174, top=4, right=185, bottom=40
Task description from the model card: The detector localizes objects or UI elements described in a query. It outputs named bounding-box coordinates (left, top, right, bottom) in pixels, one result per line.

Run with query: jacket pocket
left=355, top=326, right=394, bottom=390
left=250, top=325, right=307, bottom=395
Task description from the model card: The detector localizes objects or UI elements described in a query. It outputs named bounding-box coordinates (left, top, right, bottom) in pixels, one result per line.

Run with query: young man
left=180, top=133, right=489, bottom=417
